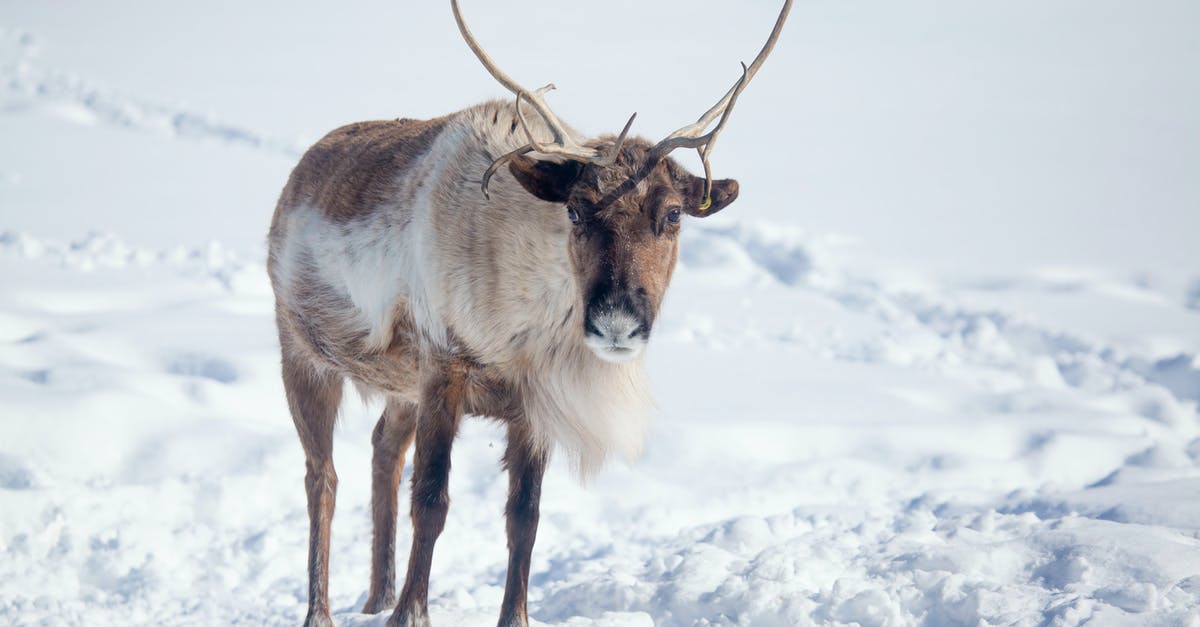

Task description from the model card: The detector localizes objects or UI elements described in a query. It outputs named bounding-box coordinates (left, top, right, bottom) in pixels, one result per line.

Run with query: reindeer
left=267, top=1, right=791, bottom=625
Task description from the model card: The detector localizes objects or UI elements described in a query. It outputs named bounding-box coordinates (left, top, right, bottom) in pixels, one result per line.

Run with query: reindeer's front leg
left=389, top=358, right=466, bottom=627
left=497, top=425, right=548, bottom=627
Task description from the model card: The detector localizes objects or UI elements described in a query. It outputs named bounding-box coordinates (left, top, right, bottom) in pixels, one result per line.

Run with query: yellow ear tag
left=697, top=195, right=712, bottom=213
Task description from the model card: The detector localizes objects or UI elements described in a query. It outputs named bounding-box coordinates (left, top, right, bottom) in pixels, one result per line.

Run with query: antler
left=451, top=0, right=637, bottom=197
left=651, top=0, right=793, bottom=204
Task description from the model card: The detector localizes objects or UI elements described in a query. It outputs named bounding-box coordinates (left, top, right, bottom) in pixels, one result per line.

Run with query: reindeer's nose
left=583, top=305, right=648, bottom=364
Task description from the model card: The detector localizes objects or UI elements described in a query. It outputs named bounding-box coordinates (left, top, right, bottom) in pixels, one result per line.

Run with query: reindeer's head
left=453, top=0, right=790, bottom=362
left=506, top=142, right=738, bottom=361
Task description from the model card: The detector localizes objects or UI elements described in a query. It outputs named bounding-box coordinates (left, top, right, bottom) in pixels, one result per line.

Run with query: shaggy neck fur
left=428, top=101, right=655, bottom=476
left=517, top=289, right=653, bottom=478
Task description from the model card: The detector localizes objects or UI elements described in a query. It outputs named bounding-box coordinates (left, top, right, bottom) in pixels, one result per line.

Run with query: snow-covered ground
left=2, top=2, right=1198, bottom=625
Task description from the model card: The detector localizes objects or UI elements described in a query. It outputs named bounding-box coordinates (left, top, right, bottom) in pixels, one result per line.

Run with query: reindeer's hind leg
left=281, top=349, right=344, bottom=627
left=363, top=398, right=418, bottom=614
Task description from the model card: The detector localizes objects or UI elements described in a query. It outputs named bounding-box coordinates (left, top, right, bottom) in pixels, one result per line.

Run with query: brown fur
left=276, top=117, right=451, bottom=224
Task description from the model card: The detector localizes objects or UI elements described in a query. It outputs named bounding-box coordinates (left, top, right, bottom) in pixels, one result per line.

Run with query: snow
left=2, top=1, right=1198, bottom=625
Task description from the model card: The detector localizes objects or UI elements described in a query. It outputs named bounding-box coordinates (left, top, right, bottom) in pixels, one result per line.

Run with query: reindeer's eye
left=666, top=208, right=682, bottom=224
left=567, top=207, right=582, bottom=225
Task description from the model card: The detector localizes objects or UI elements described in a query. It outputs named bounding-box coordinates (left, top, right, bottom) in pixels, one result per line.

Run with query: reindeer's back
left=272, top=116, right=452, bottom=226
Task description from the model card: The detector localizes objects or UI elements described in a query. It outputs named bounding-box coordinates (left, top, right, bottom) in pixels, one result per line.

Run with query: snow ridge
left=0, top=28, right=304, bottom=157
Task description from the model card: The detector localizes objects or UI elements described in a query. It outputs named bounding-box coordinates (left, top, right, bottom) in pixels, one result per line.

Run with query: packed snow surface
left=2, top=2, right=1198, bottom=626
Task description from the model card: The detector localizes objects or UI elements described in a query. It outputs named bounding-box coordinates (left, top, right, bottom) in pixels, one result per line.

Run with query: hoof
left=362, top=592, right=397, bottom=615
left=386, top=607, right=432, bottom=627
left=303, top=610, right=336, bottom=627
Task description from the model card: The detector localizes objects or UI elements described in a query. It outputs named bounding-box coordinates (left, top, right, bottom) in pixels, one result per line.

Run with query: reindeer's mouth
left=587, top=341, right=644, bottom=364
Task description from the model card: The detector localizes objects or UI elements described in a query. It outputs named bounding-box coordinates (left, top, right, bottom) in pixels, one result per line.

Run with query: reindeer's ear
left=682, top=176, right=739, bottom=218
left=508, top=155, right=583, bottom=203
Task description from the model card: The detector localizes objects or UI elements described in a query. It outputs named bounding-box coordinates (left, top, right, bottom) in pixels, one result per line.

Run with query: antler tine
left=594, top=111, right=638, bottom=167
left=693, top=62, right=749, bottom=200
left=451, top=0, right=573, bottom=149
left=479, top=144, right=534, bottom=199
left=652, top=0, right=793, bottom=196
left=453, top=1, right=638, bottom=164
left=453, top=0, right=640, bottom=196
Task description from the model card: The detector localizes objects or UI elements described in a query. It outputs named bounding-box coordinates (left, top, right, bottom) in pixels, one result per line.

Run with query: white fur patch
left=275, top=206, right=412, bottom=351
